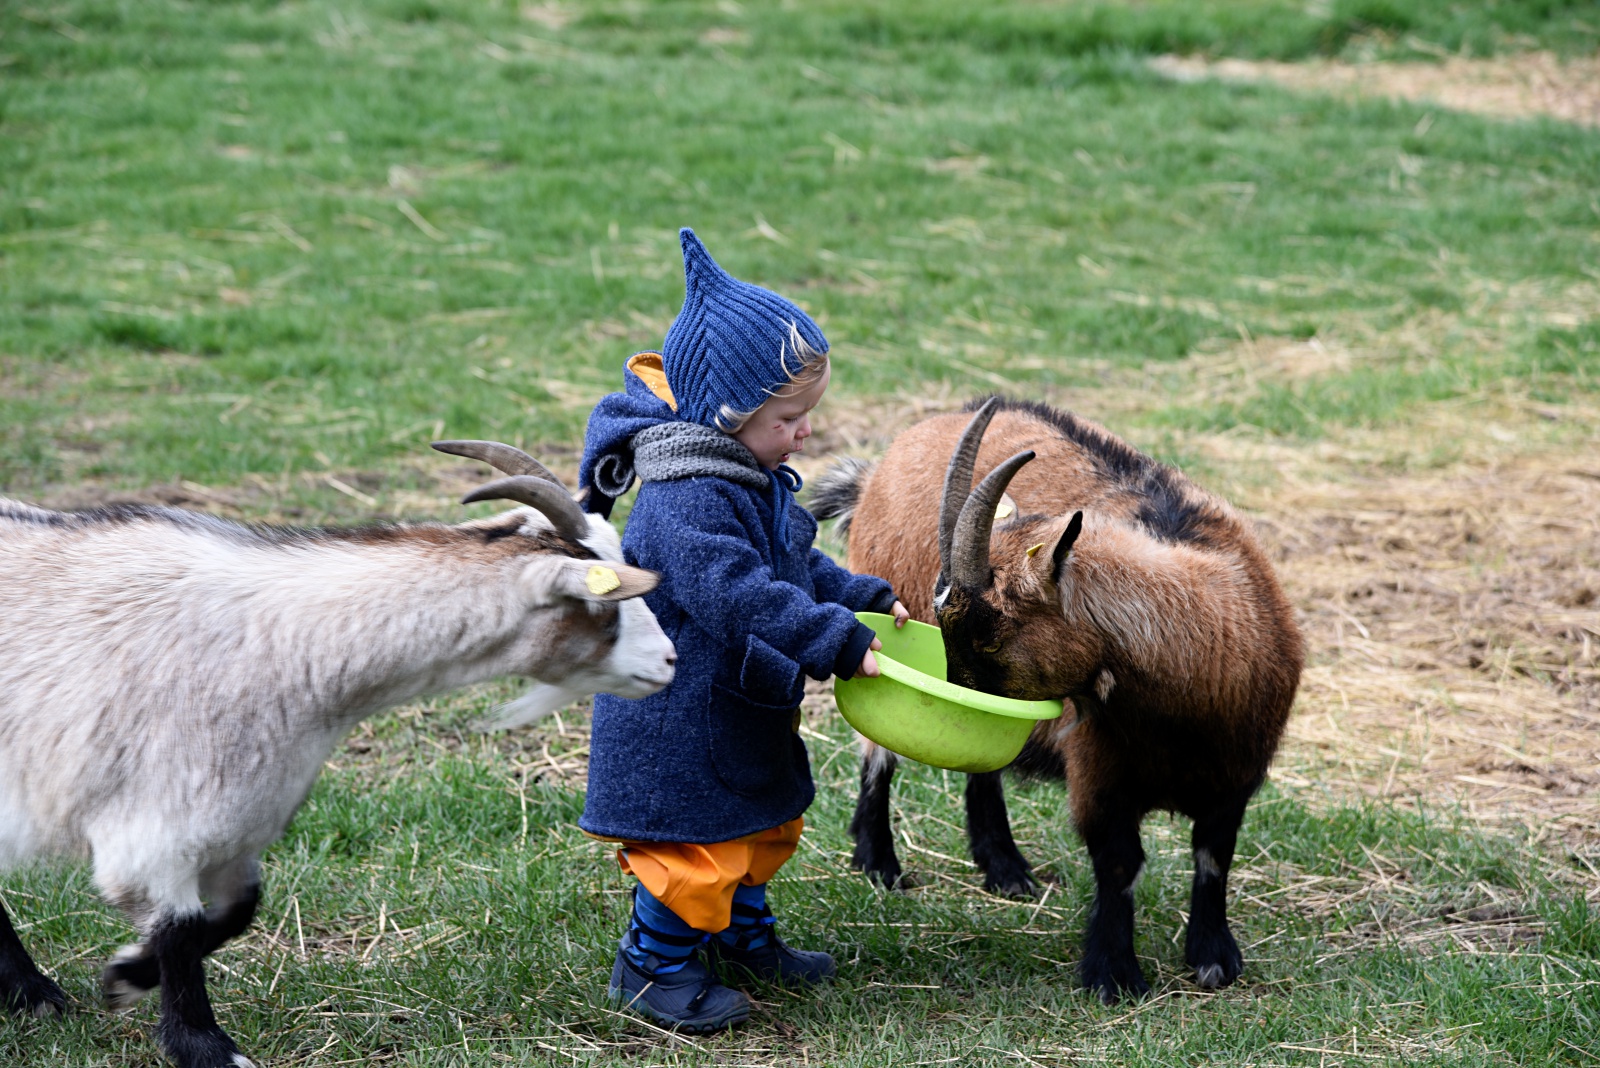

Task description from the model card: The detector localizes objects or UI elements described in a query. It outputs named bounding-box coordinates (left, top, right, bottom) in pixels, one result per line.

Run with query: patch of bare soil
left=1251, top=443, right=1600, bottom=855
left=1152, top=50, right=1600, bottom=128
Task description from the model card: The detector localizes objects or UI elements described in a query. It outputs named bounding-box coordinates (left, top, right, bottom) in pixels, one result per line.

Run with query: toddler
left=577, top=228, right=907, bottom=1031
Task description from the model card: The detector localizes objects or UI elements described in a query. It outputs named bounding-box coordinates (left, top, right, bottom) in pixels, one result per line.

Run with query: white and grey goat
left=0, top=442, right=675, bottom=1068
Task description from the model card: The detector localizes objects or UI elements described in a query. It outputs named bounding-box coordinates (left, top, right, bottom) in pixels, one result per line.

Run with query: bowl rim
left=850, top=612, right=1063, bottom=722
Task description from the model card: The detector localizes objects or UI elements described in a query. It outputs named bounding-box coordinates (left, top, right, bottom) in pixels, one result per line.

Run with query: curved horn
left=461, top=475, right=589, bottom=544
left=949, top=449, right=1035, bottom=589
left=938, top=398, right=1001, bottom=585
left=432, top=440, right=567, bottom=488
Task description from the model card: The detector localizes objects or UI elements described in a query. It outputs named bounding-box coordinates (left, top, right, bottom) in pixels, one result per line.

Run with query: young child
left=577, top=228, right=908, bottom=1032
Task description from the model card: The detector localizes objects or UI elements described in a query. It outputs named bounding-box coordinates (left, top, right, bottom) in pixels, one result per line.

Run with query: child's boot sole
left=607, top=984, right=750, bottom=1033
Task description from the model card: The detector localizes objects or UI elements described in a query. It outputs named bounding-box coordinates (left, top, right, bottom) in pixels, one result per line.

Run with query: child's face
left=732, top=362, right=831, bottom=470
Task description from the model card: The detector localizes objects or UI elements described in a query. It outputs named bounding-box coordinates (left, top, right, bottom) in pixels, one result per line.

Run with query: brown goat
left=811, top=397, right=1303, bottom=1002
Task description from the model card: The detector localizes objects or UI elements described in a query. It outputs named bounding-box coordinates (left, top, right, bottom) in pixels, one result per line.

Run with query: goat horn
left=938, top=397, right=1001, bottom=589
left=949, top=449, right=1035, bottom=589
left=432, top=440, right=568, bottom=489
left=461, top=476, right=589, bottom=544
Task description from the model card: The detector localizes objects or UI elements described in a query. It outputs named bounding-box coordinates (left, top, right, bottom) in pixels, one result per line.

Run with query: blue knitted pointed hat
left=661, top=228, right=829, bottom=428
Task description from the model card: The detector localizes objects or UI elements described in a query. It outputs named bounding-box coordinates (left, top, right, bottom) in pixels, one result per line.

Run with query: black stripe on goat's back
left=0, top=498, right=76, bottom=527
left=0, top=499, right=239, bottom=536
left=963, top=396, right=1227, bottom=547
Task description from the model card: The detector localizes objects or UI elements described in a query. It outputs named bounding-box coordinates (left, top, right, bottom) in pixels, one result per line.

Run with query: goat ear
left=575, top=560, right=660, bottom=602
left=522, top=559, right=660, bottom=606
left=570, top=560, right=659, bottom=602
left=1049, top=511, right=1084, bottom=582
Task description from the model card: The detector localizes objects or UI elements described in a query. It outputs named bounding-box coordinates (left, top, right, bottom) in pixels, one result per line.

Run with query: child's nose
left=796, top=415, right=812, bottom=440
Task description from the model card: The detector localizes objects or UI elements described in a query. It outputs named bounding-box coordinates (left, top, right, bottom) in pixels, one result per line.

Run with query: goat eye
left=980, top=640, right=1002, bottom=654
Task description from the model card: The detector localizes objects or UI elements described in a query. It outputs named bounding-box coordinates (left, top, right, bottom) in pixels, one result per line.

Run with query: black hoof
left=851, top=843, right=915, bottom=891
left=982, top=867, right=1041, bottom=899
left=979, top=856, right=1043, bottom=895
left=1, top=972, right=68, bottom=1018
left=858, top=862, right=919, bottom=891
left=102, top=944, right=160, bottom=1010
left=160, top=1022, right=255, bottom=1068
left=1080, top=953, right=1150, bottom=1005
left=1186, top=927, right=1243, bottom=990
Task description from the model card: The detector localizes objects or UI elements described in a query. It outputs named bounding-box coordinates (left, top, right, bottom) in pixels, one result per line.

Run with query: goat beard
left=478, top=682, right=584, bottom=730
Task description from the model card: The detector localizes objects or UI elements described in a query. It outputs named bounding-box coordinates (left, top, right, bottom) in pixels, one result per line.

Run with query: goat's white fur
left=0, top=499, right=673, bottom=933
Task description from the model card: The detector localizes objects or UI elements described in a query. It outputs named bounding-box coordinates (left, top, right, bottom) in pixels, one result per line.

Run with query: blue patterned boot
left=703, top=883, right=835, bottom=988
left=607, top=885, right=749, bottom=1032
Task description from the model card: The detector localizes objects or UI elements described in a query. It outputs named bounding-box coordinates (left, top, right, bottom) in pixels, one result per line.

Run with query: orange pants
left=615, top=818, right=804, bottom=933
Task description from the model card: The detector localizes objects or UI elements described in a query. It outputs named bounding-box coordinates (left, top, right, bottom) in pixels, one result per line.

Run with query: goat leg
left=104, top=880, right=261, bottom=1011
left=849, top=745, right=911, bottom=889
left=0, top=896, right=66, bottom=1018
left=965, top=771, right=1038, bottom=898
left=1078, top=809, right=1149, bottom=1004
left=1185, top=792, right=1251, bottom=990
left=151, top=910, right=255, bottom=1068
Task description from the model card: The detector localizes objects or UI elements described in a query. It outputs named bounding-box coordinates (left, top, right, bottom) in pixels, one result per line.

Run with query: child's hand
left=890, top=600, right=910, bottom=628
left=860, top=636, right=883, bottom=678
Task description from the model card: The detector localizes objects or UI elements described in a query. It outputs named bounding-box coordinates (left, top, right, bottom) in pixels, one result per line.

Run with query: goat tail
left=807, top=456, right=875, bottom=541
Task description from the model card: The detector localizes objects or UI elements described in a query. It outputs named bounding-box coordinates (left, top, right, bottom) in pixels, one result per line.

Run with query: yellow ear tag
left=1025, top=543, right=1044, bottom=558
left=994, top=492, right=1017, bottom=521
left=585, top=565, right=621, bottom=596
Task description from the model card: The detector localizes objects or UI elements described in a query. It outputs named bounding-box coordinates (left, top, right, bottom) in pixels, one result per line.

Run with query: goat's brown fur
left=833, top=398, right=1303, bottom=1002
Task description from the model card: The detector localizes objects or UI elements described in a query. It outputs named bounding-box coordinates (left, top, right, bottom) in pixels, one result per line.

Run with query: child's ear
left=521, top=558, right=660, bottom=606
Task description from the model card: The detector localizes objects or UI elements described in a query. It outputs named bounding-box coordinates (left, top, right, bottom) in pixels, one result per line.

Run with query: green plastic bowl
left=832, top=612, right=1062, bottom=773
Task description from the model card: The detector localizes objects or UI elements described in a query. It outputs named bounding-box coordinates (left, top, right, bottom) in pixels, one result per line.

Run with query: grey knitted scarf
left=591, top=422, right=771, bottom=498
left=592, top=422, right=802, bottom=547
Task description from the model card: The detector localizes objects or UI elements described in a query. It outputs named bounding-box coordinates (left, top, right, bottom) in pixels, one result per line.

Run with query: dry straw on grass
left=1151, top=50, right=1600, bottom=129
left=1245, top=433, right=1600, bottom=854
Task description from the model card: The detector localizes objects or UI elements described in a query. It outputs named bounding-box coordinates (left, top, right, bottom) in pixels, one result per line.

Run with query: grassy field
left=3, top=1, right=1598, bottom=1065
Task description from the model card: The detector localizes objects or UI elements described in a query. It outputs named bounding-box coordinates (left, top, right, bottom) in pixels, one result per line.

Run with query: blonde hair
left=713, top=322, right=829, bottom=434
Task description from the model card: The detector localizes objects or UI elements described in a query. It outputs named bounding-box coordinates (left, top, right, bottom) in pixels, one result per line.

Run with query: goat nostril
left=665, top=654, right=678, bottom=666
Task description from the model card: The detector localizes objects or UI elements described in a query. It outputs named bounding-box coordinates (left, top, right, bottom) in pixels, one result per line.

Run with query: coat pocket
left=739, top=634, right=804, bottom=708
left=707, top=680, right=806, bottom=799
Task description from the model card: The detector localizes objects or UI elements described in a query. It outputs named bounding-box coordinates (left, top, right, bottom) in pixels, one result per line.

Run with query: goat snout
left=615, top=665, right=675, bottom=697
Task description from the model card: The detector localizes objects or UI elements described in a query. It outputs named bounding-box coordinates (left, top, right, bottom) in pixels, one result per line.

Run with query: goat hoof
left=1189, top=951, right=1243, bottom=991
left=1081, top=956, right=1150, bottom=1005
left=2, top=973, right=68, bottom=1018
left=1186, top=928, right=1243, bottom=990
left=981, top=867, right=1040, bottom=899
left=102, top=943, right=159, bottom=1011
left=852, top=849, right=916, bottom=891
left=864, top=867, right=920, bottom=891
left=159, top=1021, right=254, bottom=1068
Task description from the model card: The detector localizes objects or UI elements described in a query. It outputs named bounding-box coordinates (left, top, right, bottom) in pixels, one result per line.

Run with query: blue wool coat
left=578, top=387, right=894, bottom=843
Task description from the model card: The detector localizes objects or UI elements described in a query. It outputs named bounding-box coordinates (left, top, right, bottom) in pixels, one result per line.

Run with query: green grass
left=2, top=0, right=1597, bottom=495
left=3, top=693, right=1597, bottom=1067
left=811, top=0, right=1600, bottom=62
left=2, top=1, right=1599, bottom=1064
